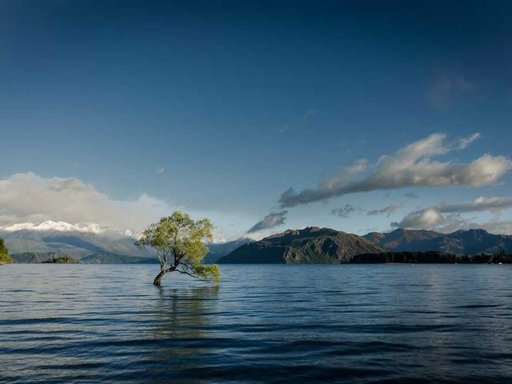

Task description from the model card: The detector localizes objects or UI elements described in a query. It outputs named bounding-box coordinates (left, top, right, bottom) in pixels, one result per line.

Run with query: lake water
left=1, top=264, right=512, bottom=383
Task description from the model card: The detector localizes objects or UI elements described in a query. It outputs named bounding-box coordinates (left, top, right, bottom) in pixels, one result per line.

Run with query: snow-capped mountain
left=0, top=221, right=152, bottom=263
left=0, top=220, right=246, bottom=264
left=1, top=220, right=108, bottom=234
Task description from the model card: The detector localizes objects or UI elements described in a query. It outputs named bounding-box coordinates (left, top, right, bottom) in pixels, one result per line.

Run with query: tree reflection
left=154, top=285, right=219, bottom=338
left=146, top=285, right=220, bottom=383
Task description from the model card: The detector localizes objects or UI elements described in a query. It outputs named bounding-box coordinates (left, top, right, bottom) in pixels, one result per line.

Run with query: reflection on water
left=1, top=264, right=512, bottom=383
left=155, top=286, right=219, bottom=337
left=149, top=286, right=219, bottom=378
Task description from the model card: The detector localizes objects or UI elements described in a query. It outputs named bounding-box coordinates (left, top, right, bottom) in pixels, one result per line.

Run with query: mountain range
left=218, top=227, right=512, bottom=264
left=1, top=221, right=511, bottom=264
left=363, top=228, right=512, bottom=255
left=0, top=220, right=251, bottom=264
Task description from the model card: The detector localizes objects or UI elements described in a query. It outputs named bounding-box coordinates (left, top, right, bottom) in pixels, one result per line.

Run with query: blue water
left=1, top=264, right=512, bottom=383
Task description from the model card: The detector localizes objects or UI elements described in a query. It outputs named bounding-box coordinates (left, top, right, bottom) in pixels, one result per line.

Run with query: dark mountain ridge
left=219, top=227, right=383, bottom=264
left=220, top=227, right=512, bottom=264
left=364, top=228, right=512, bottom=255
left=3, top=226, right=511, bottom=264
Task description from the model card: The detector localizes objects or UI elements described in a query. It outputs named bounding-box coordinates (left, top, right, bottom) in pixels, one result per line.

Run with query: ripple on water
left=1, top=264, right=512, bottom=383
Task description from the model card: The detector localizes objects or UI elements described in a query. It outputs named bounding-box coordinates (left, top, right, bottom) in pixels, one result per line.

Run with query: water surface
left=1, top=264, right=512, bottom=383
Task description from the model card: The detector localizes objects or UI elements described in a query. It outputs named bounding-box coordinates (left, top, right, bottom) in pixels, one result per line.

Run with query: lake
left=1, top=264, right=512, bottom=383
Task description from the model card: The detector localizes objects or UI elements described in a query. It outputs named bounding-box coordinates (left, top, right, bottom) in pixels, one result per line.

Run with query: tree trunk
left=153, top=270, right=166, bottom=286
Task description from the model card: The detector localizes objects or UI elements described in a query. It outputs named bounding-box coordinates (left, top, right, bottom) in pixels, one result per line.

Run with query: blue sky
left=0, top=0, right=511, bottom=239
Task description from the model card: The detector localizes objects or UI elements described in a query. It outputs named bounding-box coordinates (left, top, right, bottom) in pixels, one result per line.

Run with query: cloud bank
left=392, top=196, right=512, bottom=234
left=279, top=133, right=511, bottom=207
left=0, top=172, right=171, bottom=232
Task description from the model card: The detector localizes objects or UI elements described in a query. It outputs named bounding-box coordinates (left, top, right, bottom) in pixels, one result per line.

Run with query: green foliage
left=137, top=211, right=219, bottom=285
left=0, top=238, right=13, bottom=264
left=194, top=264, right=220, bottom=285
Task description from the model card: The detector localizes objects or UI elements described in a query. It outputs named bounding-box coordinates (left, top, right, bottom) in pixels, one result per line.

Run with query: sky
left=0, top=0, right=511, bottom=240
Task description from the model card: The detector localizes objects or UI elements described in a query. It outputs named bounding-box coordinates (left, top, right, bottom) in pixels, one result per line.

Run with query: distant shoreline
left=5, top=251, right=512, bottom=265
left=219, top=251, right=512, bottom=265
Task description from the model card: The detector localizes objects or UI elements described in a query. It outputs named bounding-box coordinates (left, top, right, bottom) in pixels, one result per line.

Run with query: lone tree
left=136, top=211, right=220, bottom=286
left=0, top=238, right=13, bottom=264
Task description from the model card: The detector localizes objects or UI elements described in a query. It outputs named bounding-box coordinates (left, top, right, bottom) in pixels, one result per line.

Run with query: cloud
left=0, top=172, right=171, bottom=232
left=331, top=204, right=362, bottom=218
left=247, top=211, right=287, bottom=233
left=436, top=196, right=512, bottom=214
left=456, top=132, right=481, bottom=149
left=392, top=208, right=446, bottom=229
left=279, top=133, right=511, bottom=207
left=392, top=196, right=512, bottom=234
left=322, top=159, right=369, bottom=191
left=428, top=73, right=474, bottom=110
left=367, top=204, right=401, bottom=217
left=482, top=221, right=512, bottom=235
left=157, top=167, right=165, bottom=174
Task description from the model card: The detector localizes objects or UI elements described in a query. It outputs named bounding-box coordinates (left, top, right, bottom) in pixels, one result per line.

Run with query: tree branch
left=178, top=260, right=194, bottom=270
left=176, top=268, right=208, bottom=281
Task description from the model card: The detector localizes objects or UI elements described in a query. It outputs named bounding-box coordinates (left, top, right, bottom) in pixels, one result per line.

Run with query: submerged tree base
left=153, top=271, right=165, bottom=286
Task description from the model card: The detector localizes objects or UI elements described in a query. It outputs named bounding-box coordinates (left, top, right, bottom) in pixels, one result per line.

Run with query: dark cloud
left=331, top=204, right=362, bottom=218
left=367, top=204, right=401, bottom=217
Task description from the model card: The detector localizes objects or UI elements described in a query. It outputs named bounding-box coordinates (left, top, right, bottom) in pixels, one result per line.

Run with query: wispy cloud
left=456, top=132, right=481, bottom=149
left=279, top=124, right=289, bottom=134
left=279, top=133, right=510, bottom=207
left=331, top=204, right=363, bottom=218
left=428, top=73, right=475, bottom=110
left=247, top=211, right=288, bottom=233
left=435, top=196, right=512, bottom=214
left=367, top=204, right=402, bottom=217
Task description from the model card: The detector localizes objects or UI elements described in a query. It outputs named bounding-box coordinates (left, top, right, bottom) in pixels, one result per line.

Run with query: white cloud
left=392, top=196, right=512, bottom=234
left=393, top=208, right=446, bottom=229
left=456, top=132, right=481, bottom=149
left=322, top=159, right=369, bottom=191
left=279, top=133, right=510, bottom=207
left=0, top=172, right=171, bottom=232
left=482, top=221, right=512, bottom=235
